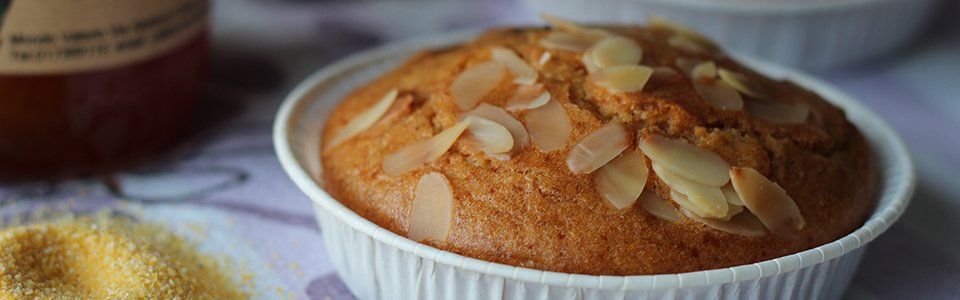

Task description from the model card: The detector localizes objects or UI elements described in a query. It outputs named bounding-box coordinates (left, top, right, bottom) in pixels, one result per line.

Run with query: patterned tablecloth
left=2, top=0, right=958, bottom=299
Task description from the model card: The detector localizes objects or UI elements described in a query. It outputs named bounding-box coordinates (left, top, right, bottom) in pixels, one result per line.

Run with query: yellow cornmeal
left=0, top=214, right=246, bottom=299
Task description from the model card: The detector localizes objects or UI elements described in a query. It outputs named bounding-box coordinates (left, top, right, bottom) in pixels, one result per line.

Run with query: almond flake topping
left=744, top=99, right=810, bottom=124
left=325, top=89, right=398, bottom=151
left=691, top=61, right=717, bottom=80
left=716, top=200, right=745, bottom=221
left=462, top=116, right=514, bottom=154
left=649, top=16, right=719, bottom=55
left=690, top=61, right=743, bottom=111
left=382, top=119, right=470, bottom=176
left=695, top=78, right=744, bottom=111
left=649, top=16, right=712, bottom=43
left=538, top=52, right=552, bottom=66
left=595, top=151, right=649, bottom=210
left=542, top=14, right=591, bottom=34
left=650, top=67, right=679, bottom=81
left=682, top=208, right=767, bottom=237
left=654, top=163, right=728, bottom=218
left=491, top=47, right=538, bottom=85
left=505, top=84, right=551, bottom=112
left=639, top=192, right=681, bottom=222
left=668, top=35, right=708, bottom=54
left=669, top=191, right=717, bottom=220
left=581, top=49, right=599, bottom=74
left=638, top=134, right=730, bottom=186
left=408, top=172, right=455, bottom=242
left=467, top=103, right=530, bottom=152
left=379, top=94, right=414, bottom=125
left=524, top=99, right=571, bottom=152
left=541, top=13, right=611, bottom=39
left=451, top=61, right=506, bottom=110
left=589, top=36, right=643, bottom=69
left=539, top=31, right=598, bottom=52
left=675, top=57, right=701, bottom=77
left=718, top=68, right=771, bottom=99
left=729, top=167, right=805, bottom=239
left=721, top=184, right=744, bottom=206
left=566, top=121, right=630, bottom=174
left=590, top=65, right=653, bottom=93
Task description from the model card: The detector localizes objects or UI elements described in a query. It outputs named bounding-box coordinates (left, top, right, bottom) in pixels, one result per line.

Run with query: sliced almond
left=691, top=61, right=717, bottom=80
left=744, top=99, right=810, bottom=124
left=538, top=52, right=552, bottom=66
left=378, top=94, right=415, bottom=125
left=456, top=134, right=513, bottom=159
left=721, top=184, right=744, bottom=206
left=689, top=61, right=744, bottom=111
left=729, top=167, right=805, bottom=239
left=492, top=47, right=538, bottom=85
left=718, top=68, right=771, bottom=99
left=451, top=61, right=506, bottom=110
left=669, top=191, right=717, bottom=220
left=590, top=65, right=653, bottom=93
left=649, top=16, right=719, bottom=54
left=484, top=152, right=513, bottom=161
left=541, top=14, right=589, bottom=34
left=540, top=14, right=611, bottom=39
left=595, top=151, right=649, bottom=210
left=581, top=49, right=600, bottom=74
left=638, top=191, right=681, bottom=222
left=668, top=35, right=708, bottom=54
left=408, top=172, right=454, bottom=242
left=682, top=209, right=766, bottom=237
left=648, top=16, right=714, bottom=45
left=650, top=67, right=679, bottom=81
left=524, top=99, right=571, bottom=152
left=638, top=134, right=730, bottom=186
left=506, top=84, right=551, bottom=112
left=675, top=57, right=701, bottom=77
left=382, top=119, right=470, bottom=176
left=566, top=121, right=630, bottom=174
left=462, top=116, right=513, bottom=154
left=590, top=37, right=643, bottom=68
left=654, top=163, right=728, bottom=218
left=714, top=200, right=744, bottom=221
left=539, top=31, right=597, bottom=52
left=325, top=89, right=398, bottom=151
left=467, top=103, right=530, bottom=151
left=694, top=79, right=744, bottom=111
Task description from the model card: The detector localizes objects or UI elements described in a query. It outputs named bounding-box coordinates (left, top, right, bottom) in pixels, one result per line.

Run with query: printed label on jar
left=0, top=0, right=207, bottom=74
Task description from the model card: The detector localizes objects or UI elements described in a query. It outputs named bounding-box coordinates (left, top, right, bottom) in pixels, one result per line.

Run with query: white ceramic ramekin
left=274, top=32, right=915, bottom=300
left=527, top=0, right=938, bottom=70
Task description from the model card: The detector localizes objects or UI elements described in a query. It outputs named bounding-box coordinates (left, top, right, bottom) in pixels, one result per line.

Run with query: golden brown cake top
left=319, top=16, right=875, bottom=275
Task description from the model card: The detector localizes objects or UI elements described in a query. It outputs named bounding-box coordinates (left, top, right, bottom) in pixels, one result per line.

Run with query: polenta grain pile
left=0, top=215, right=245, bottom=299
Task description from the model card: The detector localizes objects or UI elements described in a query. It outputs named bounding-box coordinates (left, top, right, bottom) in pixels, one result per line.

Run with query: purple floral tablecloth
left=2, top=0, right=958, bottom=299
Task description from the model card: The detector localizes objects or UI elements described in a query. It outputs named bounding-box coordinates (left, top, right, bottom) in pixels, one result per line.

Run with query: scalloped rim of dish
left=273, top=30, right=915, bottom=290
left=621, top=0, right=913, bottom=13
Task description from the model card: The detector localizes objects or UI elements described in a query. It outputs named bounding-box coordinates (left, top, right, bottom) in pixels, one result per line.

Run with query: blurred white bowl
left=528, top=0, right=939, bottom=70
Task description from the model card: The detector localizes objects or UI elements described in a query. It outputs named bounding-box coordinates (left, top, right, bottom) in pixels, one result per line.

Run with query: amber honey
left=0, top=0, right=208, bottom=179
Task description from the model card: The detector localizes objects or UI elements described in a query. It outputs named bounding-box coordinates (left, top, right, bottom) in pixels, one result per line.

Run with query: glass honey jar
left=0, top=0, right=209, bottom=180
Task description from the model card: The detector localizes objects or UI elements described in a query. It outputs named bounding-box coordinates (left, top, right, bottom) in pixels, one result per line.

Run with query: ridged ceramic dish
left=274, top=32, right=915, bottom=300
left=528, top=0, right=938, bottom=70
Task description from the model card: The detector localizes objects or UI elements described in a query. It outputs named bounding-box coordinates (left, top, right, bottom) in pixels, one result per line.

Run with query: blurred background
left=0, top=0, right=958, bottom=298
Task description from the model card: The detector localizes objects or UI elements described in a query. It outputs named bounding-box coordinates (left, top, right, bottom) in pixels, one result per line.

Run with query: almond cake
left=319, top=16, right=876, bottom=275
